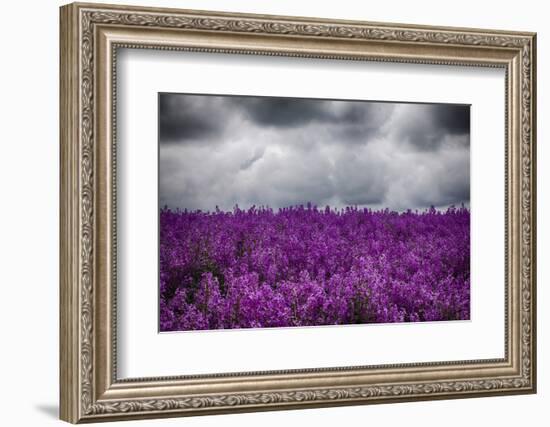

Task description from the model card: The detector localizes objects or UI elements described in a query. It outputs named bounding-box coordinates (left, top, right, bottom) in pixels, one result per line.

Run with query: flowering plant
left=160, top=205, right=469, bottom=331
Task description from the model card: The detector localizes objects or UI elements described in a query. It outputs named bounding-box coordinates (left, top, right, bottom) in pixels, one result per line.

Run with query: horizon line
left=160, top=203, right=470, bottom=215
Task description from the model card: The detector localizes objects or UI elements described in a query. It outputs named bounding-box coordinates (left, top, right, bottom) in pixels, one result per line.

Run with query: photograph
left=158, top=93, right=471, bottom=332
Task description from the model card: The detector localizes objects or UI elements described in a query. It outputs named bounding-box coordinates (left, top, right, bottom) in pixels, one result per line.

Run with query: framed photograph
left=60, top=2, right=537, bottom=423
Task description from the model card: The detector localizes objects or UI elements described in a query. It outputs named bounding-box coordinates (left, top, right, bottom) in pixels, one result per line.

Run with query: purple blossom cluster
left=160, top=205, right=470, bottom=332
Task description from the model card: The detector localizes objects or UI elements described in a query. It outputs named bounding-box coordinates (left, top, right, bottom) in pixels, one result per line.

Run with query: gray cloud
left=239, top=97, right=329, bottom=127
left=159, top=94, right=235, bottom=143
left=389, top=103, right=470, bottom=151
left=239, top=146, right=265, bottom=171
left=238, top=97, right=388, bottom=130
left=159, top=93, right=470, bottom=211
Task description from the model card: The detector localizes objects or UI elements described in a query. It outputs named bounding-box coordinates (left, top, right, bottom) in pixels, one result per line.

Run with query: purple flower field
left=159, top=205, right=470, bottom=332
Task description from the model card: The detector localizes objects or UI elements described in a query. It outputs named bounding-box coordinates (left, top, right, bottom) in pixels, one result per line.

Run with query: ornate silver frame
left=60, top=2, right=536, bottom=423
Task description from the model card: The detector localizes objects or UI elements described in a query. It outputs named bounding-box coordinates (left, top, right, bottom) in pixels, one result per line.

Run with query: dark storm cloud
left=237, top=97, right=390, bottom=145
left=159, top=94, right=390, bottom=146
left=434, top=104, right=470, bottom=134
left=159, top=94, right=231, bottom=143
left=392, top=103, right=470, bottom=151
left=237, top=97, right=329, bottom=127
left=159, top=93, right=470, bottom=211
left=237, top=97, right=383, bottom=128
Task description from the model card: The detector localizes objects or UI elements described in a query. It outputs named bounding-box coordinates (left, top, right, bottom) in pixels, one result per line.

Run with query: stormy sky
left=159, top=93, right=470, bottom=212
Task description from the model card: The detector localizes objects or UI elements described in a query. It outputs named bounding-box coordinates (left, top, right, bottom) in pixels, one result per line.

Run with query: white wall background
left=0, top=0, right=545, bottom=425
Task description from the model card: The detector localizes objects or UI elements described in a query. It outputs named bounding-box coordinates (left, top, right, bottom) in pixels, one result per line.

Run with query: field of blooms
left=159, top=205, right=470, bottom=331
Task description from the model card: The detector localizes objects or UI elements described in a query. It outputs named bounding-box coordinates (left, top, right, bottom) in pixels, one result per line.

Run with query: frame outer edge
left=60, top=3, right=81, bottom=424
left=68, top=1, right=537, bottom=37
left=529, top=33, right=537, bottom=393
left=59, top=2, right=537, bottom=422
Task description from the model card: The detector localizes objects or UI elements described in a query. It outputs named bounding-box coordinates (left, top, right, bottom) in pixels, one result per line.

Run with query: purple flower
left=159, top=204, right=470, bottom=331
